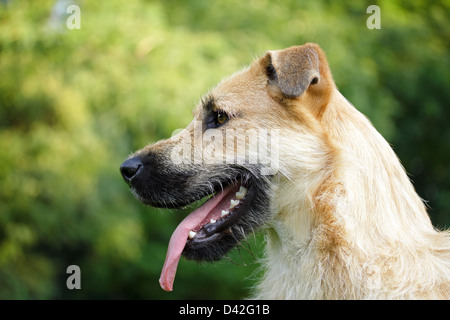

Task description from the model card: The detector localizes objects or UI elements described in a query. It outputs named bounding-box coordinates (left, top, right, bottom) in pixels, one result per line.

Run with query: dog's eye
left=216, top=111, right=228, bottom=126
left=205, top=110, right=229, bottom=129
left=310, top=77, right=319, bottom=85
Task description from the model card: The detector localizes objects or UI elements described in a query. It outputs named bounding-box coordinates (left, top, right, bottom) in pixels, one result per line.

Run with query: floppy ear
left=264, top=43, right=323, bottom=98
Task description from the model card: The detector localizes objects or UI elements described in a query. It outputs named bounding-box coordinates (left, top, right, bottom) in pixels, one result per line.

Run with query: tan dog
left=120, top=43, right=450, bottom=299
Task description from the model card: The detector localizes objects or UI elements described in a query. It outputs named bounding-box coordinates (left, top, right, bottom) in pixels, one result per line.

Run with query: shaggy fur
left=252, top=44, right=450, bottom=299
left=121, top=43, right=450, bottom=299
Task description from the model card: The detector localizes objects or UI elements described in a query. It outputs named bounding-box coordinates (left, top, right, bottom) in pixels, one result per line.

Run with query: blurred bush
left=0, top=0, right=448, bottom=299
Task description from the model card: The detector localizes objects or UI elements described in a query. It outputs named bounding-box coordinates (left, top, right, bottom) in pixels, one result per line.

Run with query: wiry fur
left=253, top=90, right=450, bottom=299
left=122, top=43, right=450, bottom=299
left=249, top=45, right=450, bottom=299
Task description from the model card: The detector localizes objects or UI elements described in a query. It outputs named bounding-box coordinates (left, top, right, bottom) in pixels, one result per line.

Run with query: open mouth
left=185, top=184, right=248, bottom=244
left=120, top=155, right=271, bottom=292
left=159, top=178, right=260, bottom=291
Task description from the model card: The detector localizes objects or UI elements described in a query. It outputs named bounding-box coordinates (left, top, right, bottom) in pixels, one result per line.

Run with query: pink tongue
left=159, top=187, right=232, bottom=291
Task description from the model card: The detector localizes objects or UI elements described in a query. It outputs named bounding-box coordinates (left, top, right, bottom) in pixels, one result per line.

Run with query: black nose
left=120, top=156, right=143, bottom=184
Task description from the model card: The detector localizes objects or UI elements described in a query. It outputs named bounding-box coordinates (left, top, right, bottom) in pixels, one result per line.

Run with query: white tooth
left=235, top=192, right=244, bottom=200
left=210, top=219, right=216, bottom=224
left=230, top=199, right=240, bottom=208
left=221, top=210, right=229, bottom=217
left=188, top=231, right=197, bottom=239
left=239, top=186, right=247, bottom=195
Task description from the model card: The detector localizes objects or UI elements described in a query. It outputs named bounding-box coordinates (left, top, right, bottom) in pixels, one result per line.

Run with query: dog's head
left=120, top=43, right=335, bottom=291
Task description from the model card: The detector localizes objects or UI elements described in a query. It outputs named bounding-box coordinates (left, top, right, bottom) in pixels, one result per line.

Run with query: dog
left=120, top=43, right=450, bottom=299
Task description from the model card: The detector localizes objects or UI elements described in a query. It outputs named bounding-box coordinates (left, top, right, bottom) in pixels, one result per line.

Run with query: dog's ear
left=263, top=43, right=331, bottom=99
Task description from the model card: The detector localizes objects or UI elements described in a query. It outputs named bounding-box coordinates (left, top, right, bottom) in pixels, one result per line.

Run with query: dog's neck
left=253, top=89, right=447, bottom=299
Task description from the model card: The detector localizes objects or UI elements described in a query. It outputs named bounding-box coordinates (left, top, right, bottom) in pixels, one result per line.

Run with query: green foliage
left=0, top=0, right=448, bottom=299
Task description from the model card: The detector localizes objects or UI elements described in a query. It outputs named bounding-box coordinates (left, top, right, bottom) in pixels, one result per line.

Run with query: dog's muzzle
left=119, top=150, right=272, bottom=292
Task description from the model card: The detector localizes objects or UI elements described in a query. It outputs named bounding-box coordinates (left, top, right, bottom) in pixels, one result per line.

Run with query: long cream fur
left=252, top=86, right=450, bottom=299
left=189, top=43, right=450, bottom=299
left=183, top=43, right=450, bottom=299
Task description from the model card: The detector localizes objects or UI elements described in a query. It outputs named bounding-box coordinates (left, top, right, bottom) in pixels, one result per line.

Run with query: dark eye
left=205, top=110, right=229, bottom=129
left=216, top=111, right=228, bottom=126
